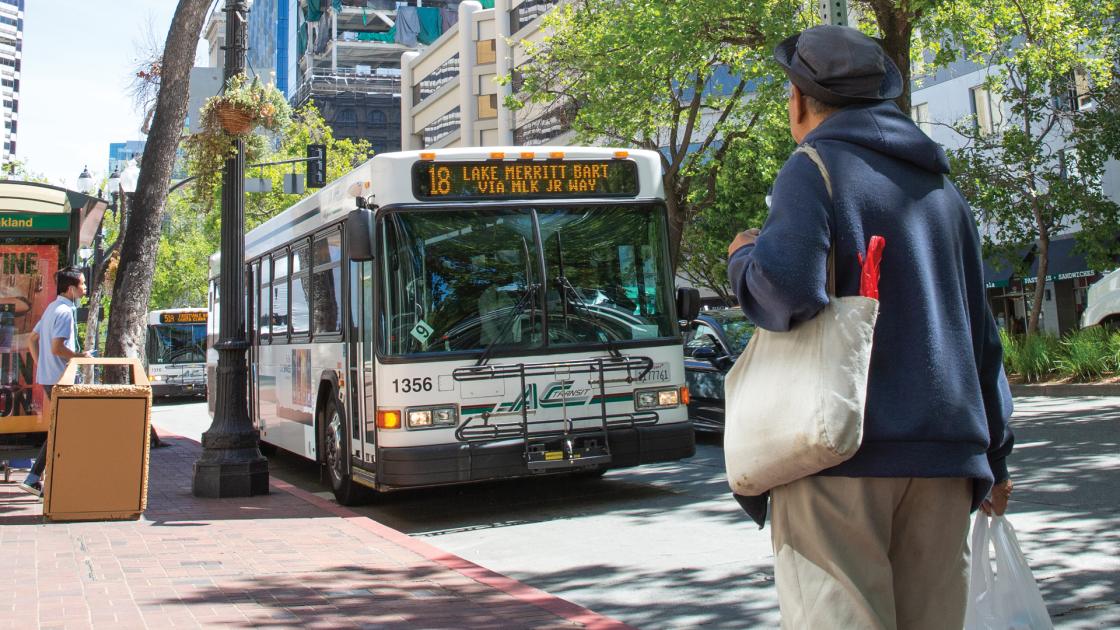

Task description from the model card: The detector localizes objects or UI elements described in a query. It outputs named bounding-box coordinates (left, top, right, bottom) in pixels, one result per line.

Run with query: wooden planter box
left=42, top=358, right=152, bottom=522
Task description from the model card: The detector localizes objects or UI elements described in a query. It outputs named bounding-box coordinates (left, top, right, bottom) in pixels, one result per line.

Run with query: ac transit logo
left=488, top=380, right=594, bottom=414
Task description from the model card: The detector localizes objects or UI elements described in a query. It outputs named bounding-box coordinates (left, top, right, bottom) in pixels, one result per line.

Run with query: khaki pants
left=770, top=476, right=972, bottom=630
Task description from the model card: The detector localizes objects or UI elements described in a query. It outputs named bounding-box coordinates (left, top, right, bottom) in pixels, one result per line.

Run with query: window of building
left=910, top=102, right=932, bottom=137
left=970, top=85, right=1002, bottom=136
left=478, top=94, right=498, bottom=120
left=367, top=109, right=386, bottom=127
left=476, top=39, right=496, bottom=65
left=336, top=108, right=356, bottom=124
left=1069, top=67, right=1093, bottom=111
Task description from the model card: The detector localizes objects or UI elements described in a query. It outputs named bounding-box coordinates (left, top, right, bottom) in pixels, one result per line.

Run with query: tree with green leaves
left=931, top=0, right=1120, bottom=335
left=851, top=0, right=943, bottom=113
left=678, top=125, right=793, bottom=304
left=511, top=0, right=804, bottom=269
left=148, top=103, right=370, bottom=310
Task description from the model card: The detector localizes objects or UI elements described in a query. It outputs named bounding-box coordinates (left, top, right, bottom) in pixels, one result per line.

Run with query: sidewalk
left=0, top=432, right=631, bottom=630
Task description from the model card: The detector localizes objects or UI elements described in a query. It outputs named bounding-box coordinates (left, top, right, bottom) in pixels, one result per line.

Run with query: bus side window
left=259, top=257, right=272, bottom=343
left=291, top=243, right=311, bottom=337
left=248, top=261, right=259, bottom=340
left=273, top=251, right=290, bottom=339
left=312, top=231, right=342, bottom=336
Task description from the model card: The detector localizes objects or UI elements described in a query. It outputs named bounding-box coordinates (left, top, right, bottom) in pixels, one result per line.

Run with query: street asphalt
left=152, top=395, right=1119, bottom=629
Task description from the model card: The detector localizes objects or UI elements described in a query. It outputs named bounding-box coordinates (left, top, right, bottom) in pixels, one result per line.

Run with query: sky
left=20, top=1, right=208, bottom=188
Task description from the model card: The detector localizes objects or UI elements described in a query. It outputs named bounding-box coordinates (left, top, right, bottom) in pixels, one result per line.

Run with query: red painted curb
left=156, top=427, right=634, bottom=630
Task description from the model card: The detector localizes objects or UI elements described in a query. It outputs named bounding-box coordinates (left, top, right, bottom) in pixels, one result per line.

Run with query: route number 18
left=428, top=166, right=452, bottom=195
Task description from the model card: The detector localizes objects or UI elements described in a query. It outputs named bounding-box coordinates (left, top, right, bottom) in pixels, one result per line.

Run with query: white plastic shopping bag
left=965, top=512, right=1053, bottom=630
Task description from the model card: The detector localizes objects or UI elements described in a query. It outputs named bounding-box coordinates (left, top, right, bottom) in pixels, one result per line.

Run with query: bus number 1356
left=393, top=377, right=433, bottom=393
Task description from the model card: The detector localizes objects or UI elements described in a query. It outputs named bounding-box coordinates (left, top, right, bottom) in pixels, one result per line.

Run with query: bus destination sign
left=160, top=312, right=207, bottom=324
left=414, top=159, right=640, bottom=200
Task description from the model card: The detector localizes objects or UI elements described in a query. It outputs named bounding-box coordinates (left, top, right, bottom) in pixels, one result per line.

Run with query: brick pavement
left=0, top=432, right=632, bottom=630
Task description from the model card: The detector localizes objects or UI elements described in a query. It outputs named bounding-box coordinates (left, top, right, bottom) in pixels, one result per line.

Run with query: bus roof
left=219, top=147, right=665, bottom=271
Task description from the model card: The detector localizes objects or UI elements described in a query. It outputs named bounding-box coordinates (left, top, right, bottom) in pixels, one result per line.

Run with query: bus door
left=349, top=259, right=377, bottom=468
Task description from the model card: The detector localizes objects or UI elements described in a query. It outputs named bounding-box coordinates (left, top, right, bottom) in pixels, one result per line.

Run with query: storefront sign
left=1021, top=269, right=1096, bottom=285
left=0, top=213, right=70, bottom=232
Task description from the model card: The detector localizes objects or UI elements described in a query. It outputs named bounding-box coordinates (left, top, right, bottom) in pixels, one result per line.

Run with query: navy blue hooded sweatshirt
left=728, top=101, right=1014, bottom=521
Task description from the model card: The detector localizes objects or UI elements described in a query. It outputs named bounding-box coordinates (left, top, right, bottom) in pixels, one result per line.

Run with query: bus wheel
left=321, top=397, right=366, bottom=506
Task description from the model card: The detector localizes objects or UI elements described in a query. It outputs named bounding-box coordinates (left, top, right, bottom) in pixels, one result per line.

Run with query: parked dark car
left=683, top=308, right=755, bottom=433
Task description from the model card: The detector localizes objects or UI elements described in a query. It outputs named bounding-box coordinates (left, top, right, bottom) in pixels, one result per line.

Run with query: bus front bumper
left=373, top=421, right=695, bottom=490
left=151, top=383, right=207, bottom=398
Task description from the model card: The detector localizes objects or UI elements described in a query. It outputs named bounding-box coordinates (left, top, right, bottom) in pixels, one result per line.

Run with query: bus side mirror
left=676, top=287, right=701, bottom=322
left=345, top=209, right=374, bottom=261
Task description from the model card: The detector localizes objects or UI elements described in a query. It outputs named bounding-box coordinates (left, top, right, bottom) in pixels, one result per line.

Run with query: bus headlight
left=406, top=405, right=458, bottom=429
left=148, top=374, right=161, bottom=382
left=634, top=387, right=680, bottom=410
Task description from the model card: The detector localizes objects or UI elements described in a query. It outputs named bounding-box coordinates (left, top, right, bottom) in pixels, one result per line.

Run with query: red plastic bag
left=857, top=236, right=886, bottom=300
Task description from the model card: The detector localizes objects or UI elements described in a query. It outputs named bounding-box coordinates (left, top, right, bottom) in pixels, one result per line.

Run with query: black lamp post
left=192, top=0, right=268, bottom=498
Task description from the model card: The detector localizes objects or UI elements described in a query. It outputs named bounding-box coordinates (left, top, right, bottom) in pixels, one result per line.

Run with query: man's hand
left=981, top=478, right=1013, bottom=516
left=728, top=228, right=761, bottom=257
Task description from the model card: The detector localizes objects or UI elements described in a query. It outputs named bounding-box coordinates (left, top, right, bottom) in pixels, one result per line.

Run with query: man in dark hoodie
left=726, top=26, right=1015, bottom=629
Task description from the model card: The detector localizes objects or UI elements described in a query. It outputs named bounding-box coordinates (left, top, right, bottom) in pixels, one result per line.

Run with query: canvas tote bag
left=724, top=145, right=880, bottom=496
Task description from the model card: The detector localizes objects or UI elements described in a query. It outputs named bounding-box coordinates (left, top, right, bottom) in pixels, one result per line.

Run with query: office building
left=108, top=140, right=146, bottom=176
left=0, top=0, right=23, bottom=165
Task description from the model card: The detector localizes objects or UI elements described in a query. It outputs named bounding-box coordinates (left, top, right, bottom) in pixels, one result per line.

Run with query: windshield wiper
left=475, top=282, right=540, bottom=367
left=555, top=275, right=622, bottom=359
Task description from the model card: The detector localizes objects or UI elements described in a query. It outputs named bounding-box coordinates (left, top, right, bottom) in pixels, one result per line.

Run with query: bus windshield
left=147, top=323, right=207, bottom=365
left=379, top=203, right=675, bottom=356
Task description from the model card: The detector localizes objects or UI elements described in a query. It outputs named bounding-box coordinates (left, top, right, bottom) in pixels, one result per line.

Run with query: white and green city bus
left=209, top=147, right=699, bottom=504
left=145, top=308, right=208, bottom=398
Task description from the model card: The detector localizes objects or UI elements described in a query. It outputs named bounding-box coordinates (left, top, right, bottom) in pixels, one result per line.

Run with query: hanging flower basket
left=217, top=104, right=253, bottom=135
left=184, top=73, right=292, bottom=208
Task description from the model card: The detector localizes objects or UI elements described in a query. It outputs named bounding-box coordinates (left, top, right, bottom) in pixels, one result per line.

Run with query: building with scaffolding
left=243, top=1, right=462, bottom=156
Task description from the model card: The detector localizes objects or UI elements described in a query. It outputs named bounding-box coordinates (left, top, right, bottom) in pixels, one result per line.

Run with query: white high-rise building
left=0, top=0, right=21, bottom=166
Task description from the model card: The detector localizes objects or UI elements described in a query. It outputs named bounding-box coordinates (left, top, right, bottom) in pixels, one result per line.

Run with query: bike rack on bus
left=452, top=355, right=656, bottom=470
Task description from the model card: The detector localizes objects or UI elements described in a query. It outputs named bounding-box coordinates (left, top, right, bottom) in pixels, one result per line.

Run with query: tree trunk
left=865, top=0, right=917, bottom=113
left=1027, top=236, right=1048, bottom=336
left=103, top=0, right=211, bottom=382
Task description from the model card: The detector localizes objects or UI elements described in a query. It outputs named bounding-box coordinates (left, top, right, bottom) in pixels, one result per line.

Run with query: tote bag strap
left=794, top=144, right=837, bottom=295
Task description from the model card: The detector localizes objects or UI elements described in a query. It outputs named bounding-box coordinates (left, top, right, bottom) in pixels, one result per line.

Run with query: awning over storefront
left=983, top=247, right=1028, bottom=289
left=1021, top=237, right=1095, bottom=284
left=983, top=237, right=1097, bottom=289
left=0, top=181, right=109, bottom=263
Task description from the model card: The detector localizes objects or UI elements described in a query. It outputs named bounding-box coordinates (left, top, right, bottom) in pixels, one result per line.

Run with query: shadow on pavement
left=999, top=399, right=1120, bottom=624
left=156, top=562, right=590, bottom=628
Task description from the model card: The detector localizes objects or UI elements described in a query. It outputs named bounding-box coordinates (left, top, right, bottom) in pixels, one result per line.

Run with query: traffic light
left=307, top=144, right=327, bottom=188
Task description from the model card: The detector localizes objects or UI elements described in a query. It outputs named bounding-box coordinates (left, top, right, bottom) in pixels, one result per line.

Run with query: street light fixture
left=106, top=168, right=121, bottom=200
left=76, top=165, right=94, bottom=194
